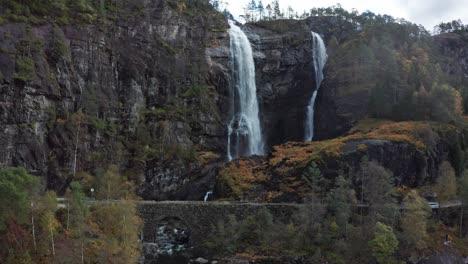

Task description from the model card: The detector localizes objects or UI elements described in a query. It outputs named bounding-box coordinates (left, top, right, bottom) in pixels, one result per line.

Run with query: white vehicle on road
left=428, top=202, right=439, bottom=209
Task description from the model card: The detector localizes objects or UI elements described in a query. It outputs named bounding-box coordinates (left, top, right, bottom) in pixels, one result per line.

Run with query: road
left=56, top=198, right=463, bottom=210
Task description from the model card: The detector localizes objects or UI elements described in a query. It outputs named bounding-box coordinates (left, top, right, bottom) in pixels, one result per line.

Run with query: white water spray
left=204, top=191, right=213, bottom=202
left=227, top=21, right=264, bottom=160
left=305, top=32, right=328, bottom=141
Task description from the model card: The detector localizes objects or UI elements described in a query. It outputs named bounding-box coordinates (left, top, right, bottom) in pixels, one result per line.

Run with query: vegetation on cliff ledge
left=217, top=119, right=465, bottom=201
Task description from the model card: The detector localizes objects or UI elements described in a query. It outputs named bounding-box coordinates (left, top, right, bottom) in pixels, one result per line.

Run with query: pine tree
left=273, top=0, right=281, bottom=19
left=210, top=0, right=220, bottom=10
left=287, top=6, right=294, bottom=19
left=326, top=176, right=356, bottom=238
left=257, top=0, right=264, bottom=20
left=302, top=162, right=327, bottom=200
left=247, top=0, right=257, bottom=22
left=266, top=4, right=272, bottom=20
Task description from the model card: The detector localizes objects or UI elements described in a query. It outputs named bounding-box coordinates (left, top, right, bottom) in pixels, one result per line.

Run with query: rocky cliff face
left=0, top=0, right=231, bottom=199
left=242, top=21, right=315, bottom=148
left=0, top=9, right=366, bottom=200
left=243, top=16, right=355, bottom=148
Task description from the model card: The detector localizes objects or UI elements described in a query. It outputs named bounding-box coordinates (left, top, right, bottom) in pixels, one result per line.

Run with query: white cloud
left=224, top=0, right=468, bottom=31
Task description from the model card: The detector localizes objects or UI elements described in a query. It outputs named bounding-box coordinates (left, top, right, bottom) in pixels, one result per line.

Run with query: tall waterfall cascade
left=227, top=21, right=264, bottom=161
left=304, top=32, right=328, bottom=141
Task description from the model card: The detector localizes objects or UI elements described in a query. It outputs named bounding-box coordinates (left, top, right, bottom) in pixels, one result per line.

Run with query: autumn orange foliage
left=218, top=119, right=456, bottom=201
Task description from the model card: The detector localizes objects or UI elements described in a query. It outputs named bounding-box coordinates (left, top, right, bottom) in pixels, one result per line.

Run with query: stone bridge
left=136, top=200, right=462, bottom=263
left=137, top=201, right=301, bottom=263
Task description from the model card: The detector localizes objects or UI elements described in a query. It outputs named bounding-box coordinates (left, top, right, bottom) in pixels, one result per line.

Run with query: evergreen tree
left=326, top=176, right=356, bottom=238
left=257, top=0, right=264, bottom=20
left=287, top=6, right=294, bottom=19
left=302, top=162, right=327, bottom=200
left=265, top=4, right=272, bottom=20
left=247, top=0, right=257, bottom=22
left=210, top=0, right=220, bottom=10
left=273, top=0, right=281, bottom=19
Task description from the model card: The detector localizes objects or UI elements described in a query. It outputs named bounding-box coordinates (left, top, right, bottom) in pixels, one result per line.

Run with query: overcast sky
left=224, top=0, right=468, bottom=31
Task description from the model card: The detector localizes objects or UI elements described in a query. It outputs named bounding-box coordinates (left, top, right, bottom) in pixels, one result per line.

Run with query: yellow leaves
left=88, top=202, right=142, bottom=263
left=178, top=2, right=187, bottom=13
left=41, top=211, right=60, bottom=234
left=357, top=144, right=368, bottom=152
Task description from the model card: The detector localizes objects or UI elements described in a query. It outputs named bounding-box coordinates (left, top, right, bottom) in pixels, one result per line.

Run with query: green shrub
left=13, top=56, right=35, bottom=81
left=48, top=26, right=68, bottom=63
left=182, top=84, right=208, bottom=98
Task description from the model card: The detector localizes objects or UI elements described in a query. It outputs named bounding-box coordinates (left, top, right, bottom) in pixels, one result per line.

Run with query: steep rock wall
left=243, top=17, right=360, bottom=147
left=0, top=0, right=231, bottom=199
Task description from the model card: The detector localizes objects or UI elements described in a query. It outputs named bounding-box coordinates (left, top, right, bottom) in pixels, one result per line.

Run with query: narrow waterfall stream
left=203, top=191, right=213, bottom=202
left=305, top=32, right=328, bottom=141
left=227, top=21, right=264, bottom=160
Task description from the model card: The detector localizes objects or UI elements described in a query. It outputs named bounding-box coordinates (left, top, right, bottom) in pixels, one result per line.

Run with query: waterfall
left=204, top=191, right=213, bottom=202
left=304, top=32, right=328, bottom=141
left=227, top=21, right=264, bottom=161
